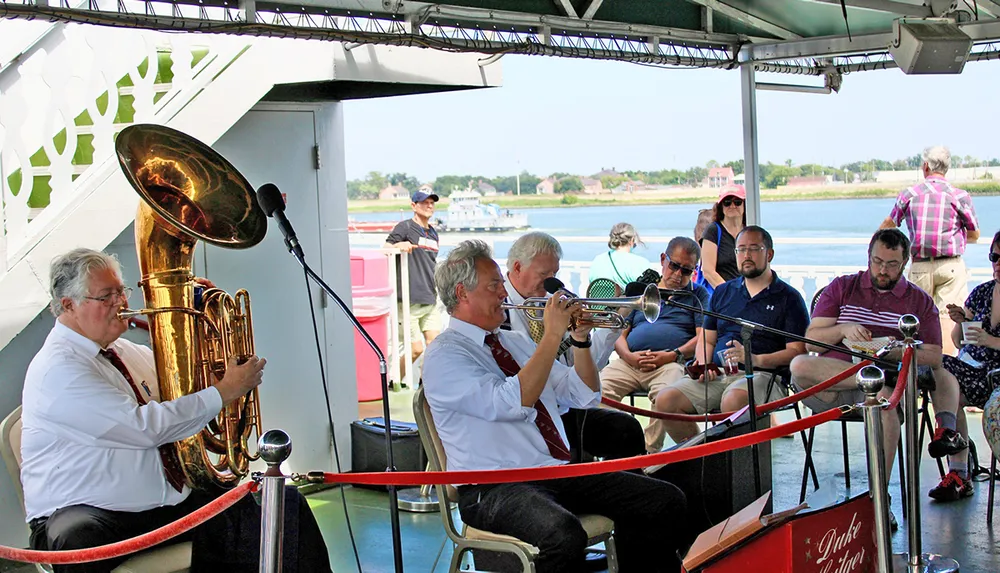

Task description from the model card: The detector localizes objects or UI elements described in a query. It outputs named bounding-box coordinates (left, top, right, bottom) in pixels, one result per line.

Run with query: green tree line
left=347, top=154, right=1000, bottom=199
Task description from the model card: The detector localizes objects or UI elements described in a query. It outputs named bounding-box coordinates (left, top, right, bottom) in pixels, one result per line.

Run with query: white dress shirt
left=421, top=318, right=601, bottom=475
left=21, top=321, right=223, bottom=520
left=504, top=282, right=618, bottom=415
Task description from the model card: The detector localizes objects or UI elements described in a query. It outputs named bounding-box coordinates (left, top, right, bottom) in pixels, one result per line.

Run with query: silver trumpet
left=501, top=283, right=660, bottom=329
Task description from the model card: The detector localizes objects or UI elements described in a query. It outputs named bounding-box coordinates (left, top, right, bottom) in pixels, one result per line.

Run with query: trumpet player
left=503, top=232, right=645, bottom=462
left=20, top=248, right=331, bottom=573
left=422, top=240, right=692, bottom=573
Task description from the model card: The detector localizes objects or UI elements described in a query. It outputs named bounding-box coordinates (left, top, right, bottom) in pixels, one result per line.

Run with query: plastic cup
left=962, top=321, right=983, bottom=345
left=717, top=349, right=739, bottom=376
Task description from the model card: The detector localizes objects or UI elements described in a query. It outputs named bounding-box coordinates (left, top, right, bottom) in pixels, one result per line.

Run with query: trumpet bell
left=116, top=124, right=267, bottom=249
left=638, top=283, right=660, bottom=324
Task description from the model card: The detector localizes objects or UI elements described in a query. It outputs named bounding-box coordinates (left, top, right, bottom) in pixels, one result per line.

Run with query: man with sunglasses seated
left=654, top=226, right=809, bottom=444
left=600, top=237, right=711, bottom=453
left=790, top=229, right=968, bottom=507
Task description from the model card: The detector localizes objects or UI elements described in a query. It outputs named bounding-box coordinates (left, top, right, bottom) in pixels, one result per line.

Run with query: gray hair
left=49, top=248, right=122, bottom=317
left=435, top=240, right=494, bottom=314
left=923, top=146, right=951, bottom=174
left=608, top=222, right=644, bottom=249
left=506, top=232, right=562, bottom=272
left=665, top=236, right=700, bottom=262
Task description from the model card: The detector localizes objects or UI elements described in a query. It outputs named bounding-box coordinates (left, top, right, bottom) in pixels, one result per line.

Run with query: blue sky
left=342, top=54, right=1000, bottom=182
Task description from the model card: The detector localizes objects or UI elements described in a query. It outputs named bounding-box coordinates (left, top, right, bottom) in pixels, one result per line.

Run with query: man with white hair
left=881, top=145, right=980, bottom=355
left=503, top=232, right=644, bottom=462
left=422, top=240, right=691, bottom=572
left=21, top=248, right=331, bottom=572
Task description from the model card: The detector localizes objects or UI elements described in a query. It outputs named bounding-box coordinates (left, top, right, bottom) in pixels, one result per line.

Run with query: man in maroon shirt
left=790, top=229, right=968, bottom=504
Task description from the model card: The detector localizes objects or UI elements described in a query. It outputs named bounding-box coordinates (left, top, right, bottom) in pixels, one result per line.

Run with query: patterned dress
left=942, top=280, right=1000, bottom=407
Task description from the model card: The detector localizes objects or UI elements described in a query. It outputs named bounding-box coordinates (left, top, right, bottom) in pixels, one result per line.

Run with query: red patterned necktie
left=99, top=348, right=186, bottom=493
left=483, top=333, right=571, bottom=461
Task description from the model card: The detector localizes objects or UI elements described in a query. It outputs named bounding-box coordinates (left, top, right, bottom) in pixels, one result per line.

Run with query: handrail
left=0, top=1, right=88, bottom=78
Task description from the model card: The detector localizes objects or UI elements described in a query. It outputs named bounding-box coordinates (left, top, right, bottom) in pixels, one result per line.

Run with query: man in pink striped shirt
left=880, top=145, right=980, bottom=355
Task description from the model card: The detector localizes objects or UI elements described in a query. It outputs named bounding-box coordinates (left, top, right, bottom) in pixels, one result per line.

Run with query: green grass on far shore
left=348, top=181, right=1000, bottom=213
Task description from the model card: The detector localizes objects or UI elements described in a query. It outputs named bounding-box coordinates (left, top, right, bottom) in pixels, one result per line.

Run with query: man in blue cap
left=385, top=190, right=442, bottom=370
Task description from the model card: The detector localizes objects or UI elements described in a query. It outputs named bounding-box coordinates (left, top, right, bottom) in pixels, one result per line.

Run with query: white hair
left=435, top=240, right=494, bottom=314
left=506, top=232, right=562, bottom=272
left=923, top=146, right=951, bottom=175
left=48, top=248, right=122, bottom=317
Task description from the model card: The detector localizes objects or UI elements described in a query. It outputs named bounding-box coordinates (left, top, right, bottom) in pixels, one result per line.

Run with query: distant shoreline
left=347, top=182, right=1000, bottom=213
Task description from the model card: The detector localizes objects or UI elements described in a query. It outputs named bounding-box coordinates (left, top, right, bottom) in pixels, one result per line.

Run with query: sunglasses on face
left=721, top=198, right=744, bottom=208
left=990, top=252, right=1000, bottom=264
left=666, top=260, right=696, bottom=276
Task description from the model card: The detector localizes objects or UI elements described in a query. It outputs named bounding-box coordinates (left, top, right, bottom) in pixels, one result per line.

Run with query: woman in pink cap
left=699, top=185, right=747, bottom=288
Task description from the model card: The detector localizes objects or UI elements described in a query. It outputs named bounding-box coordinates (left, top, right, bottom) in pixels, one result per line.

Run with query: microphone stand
left=661, top=295, right=899, bottom=500
left=287, top=245, right=405, bottom=573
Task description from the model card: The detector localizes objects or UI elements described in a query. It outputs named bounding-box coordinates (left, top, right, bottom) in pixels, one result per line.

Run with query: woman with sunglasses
left=699, top=185, right=747, bottom=289
left=930, top=231, right=1000, bottom=501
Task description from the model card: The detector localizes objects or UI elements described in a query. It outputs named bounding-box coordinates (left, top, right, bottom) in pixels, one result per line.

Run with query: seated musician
left=422, top=240, right=692, bottom=573
left=600, top=236, right=711, bottom=453
left=790, top=229, right=968, bottom=506
left=654, top=226, right=809, bottom=444
left=504, top=231, right=644, bottom=461
left=21, top=248, right=331, bottom=573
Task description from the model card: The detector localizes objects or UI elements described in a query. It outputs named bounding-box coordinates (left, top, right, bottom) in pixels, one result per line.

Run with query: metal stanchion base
left=892, top=553, right=960, bottom=572
left=396, top=487, right=442, bottom=513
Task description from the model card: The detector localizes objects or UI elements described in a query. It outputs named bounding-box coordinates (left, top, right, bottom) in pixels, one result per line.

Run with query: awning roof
left=4, top=0, right=1000, bottom=75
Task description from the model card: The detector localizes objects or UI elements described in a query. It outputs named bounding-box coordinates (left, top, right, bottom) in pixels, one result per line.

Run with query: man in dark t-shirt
left=385, top=191, right=442, bottom=365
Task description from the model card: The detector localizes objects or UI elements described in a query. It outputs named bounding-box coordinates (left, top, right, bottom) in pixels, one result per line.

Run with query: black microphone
left=256, top=183, right=304, bottom=260
left=543, top=277, right=578, bottom=297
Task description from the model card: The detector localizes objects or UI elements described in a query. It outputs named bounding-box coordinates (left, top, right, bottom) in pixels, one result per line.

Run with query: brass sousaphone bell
left=115, top=124, right=267, bottom=490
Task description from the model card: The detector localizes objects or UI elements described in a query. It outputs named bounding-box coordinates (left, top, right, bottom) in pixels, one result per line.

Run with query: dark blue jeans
left=458, top=472, right=691, bottom=573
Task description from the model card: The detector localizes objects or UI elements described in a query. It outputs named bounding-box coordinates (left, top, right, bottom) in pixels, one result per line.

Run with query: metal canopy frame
left=3, top=0, right=999, bottom=222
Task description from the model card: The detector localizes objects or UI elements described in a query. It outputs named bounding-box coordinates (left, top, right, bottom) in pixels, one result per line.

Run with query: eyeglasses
left=990, top=252, right=1000, bottom=264
left=721, top=198, right=744, bottom=208
left=666, top=260, right=696, bottom=276
left=83, top=286, right=133, bottom=306
left=734, top=245, right=766, bottom=256
left=870, top=257, right=903, bottom=272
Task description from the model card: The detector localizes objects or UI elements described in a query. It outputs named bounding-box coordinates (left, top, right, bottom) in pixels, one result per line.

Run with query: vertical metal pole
left=858, top=366, right=893, bottom=573
left=740, top=62, right=761, bottom=226
left=894, top=314, right=959, bottom=573
left=740, top=326, right=761, bottom=499
left=258, top=430, right=292, bottom=573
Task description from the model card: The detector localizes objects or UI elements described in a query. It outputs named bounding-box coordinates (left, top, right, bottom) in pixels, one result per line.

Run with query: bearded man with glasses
left=654, top=226, right=809, bottom=444
left=790, top=228, right=968, bottom=509
left=599, top=236, right=711, bottom=453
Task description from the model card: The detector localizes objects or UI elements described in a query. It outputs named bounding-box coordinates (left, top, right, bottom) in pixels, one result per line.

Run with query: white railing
left=0, top=22, right=252, bottom=272
left=356, top=236, right=993, bottom=388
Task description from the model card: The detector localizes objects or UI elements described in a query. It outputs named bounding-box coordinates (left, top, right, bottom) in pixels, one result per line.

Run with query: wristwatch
left=568, top=335, right=592, bottom=349
left=671, top=348, right=684, bottom=363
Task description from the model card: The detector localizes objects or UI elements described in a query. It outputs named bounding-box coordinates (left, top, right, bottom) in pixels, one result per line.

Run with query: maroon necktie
left=99, top=348, right=186, bottom=493
left=483, top=333, right=571, bottom=462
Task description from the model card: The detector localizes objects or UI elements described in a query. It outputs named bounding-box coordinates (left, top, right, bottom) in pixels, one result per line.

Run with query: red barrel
left=350, top=250, right=393, bottom=402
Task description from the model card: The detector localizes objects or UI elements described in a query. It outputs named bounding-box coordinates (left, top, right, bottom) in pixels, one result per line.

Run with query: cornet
left=502, top=283, right=660, bottom=329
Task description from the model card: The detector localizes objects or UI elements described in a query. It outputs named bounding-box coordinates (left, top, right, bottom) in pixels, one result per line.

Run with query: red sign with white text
left=689, top=493, right=875, bottom=573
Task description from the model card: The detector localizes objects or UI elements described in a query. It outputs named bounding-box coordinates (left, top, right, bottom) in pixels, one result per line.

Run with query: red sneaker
left=928, top=471, right=974, bottom=502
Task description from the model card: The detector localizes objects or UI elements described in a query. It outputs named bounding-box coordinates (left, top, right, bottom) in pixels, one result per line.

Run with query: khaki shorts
left=400, top=302, right=443, bottom=341
left=666, top=371, right=775, bottom=414
left=908, top=257, right=968, bottom=312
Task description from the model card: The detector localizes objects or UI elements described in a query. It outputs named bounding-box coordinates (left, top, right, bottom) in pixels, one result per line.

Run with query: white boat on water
left=442, top=190, right=530, bottom=232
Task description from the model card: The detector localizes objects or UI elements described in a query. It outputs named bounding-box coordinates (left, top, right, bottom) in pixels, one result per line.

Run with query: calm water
left=357, top=196, right=1000, bottom=269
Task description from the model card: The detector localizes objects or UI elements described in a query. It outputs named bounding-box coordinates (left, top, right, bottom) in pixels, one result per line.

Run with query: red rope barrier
left=320, top=407, right=847, bottom=487
left=886, top=346, right=913, bottom=410
left=600, top=360, right=872, bottom=421
left=0, top=481, right=256, bottom=565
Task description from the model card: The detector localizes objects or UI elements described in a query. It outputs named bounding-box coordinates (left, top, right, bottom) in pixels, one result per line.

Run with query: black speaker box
left=351, top=417, right=427, bottom=489
left=648, top=410, right=772, bottom=534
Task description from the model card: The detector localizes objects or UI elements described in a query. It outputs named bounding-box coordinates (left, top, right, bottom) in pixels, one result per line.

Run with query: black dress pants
left=561, top=407, right=645, bottom=462
left=29, top=486, right=331, bottom=573
left=459, top=472, right=692, bottom=573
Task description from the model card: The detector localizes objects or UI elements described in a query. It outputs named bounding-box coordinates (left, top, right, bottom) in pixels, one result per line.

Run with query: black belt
left=912, top=255, right=959, bottom=263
